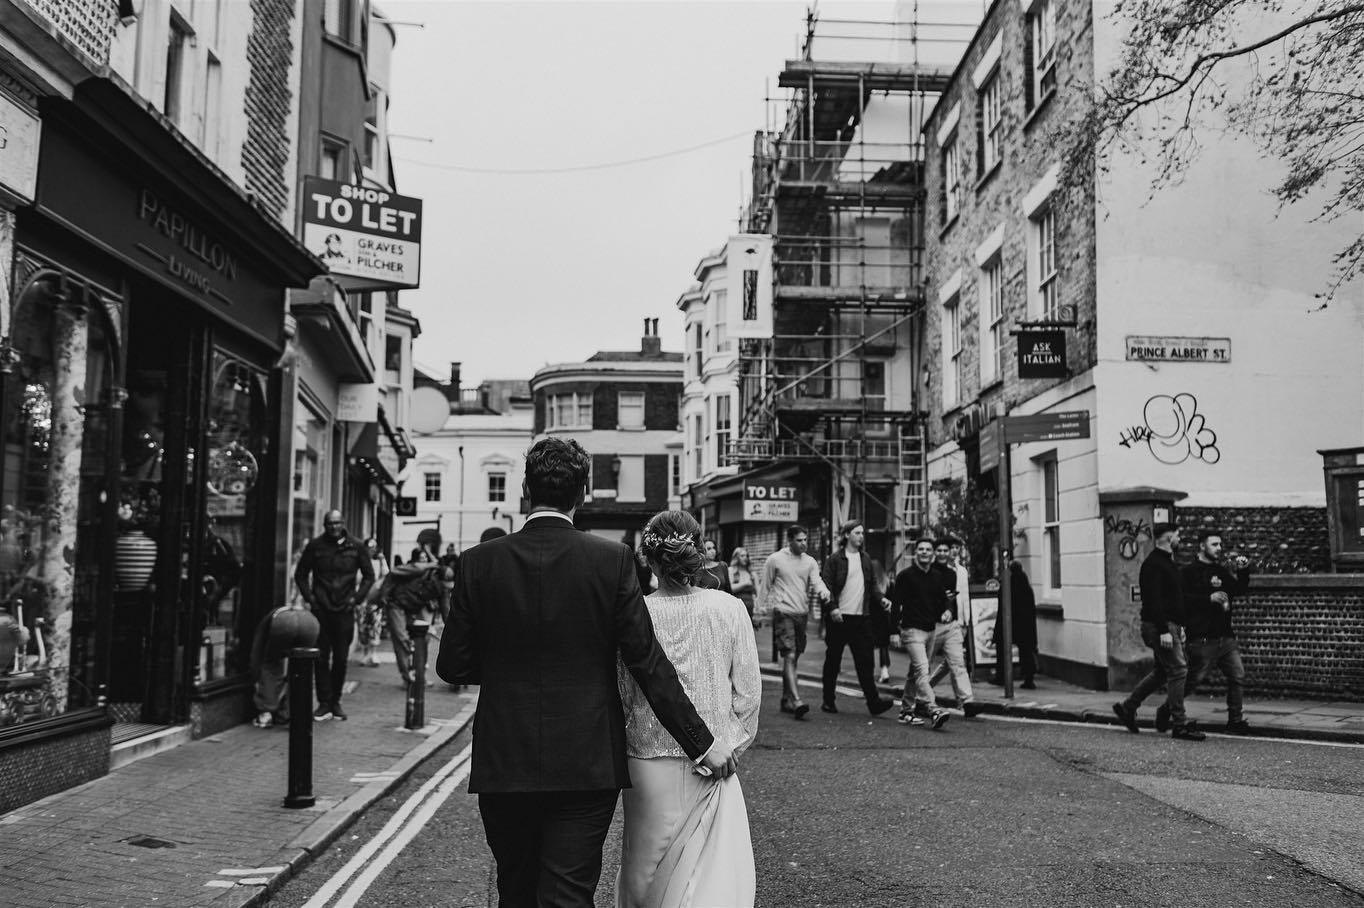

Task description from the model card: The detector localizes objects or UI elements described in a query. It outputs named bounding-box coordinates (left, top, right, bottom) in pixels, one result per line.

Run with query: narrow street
left=266, top=681, right=1364, bottom=908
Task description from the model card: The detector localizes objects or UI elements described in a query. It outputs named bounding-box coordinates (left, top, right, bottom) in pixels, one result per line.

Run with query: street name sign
left=1125, top=335, right=1230, bottom=363
left=1003, top=410, right=1091, bottom=444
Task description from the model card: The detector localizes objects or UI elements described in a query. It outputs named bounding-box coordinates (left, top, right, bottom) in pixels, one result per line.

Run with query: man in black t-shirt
left=1182, top=530, right=1253, bottom=734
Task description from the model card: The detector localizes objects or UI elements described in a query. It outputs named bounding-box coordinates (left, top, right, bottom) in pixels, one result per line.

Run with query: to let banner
left=302, top=177, right=422, bottom=288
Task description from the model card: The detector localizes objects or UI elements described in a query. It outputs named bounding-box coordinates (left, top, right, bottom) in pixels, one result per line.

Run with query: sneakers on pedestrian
left=1172, top=722, right=1206, bottom=741
left=929, top=709, right=950, bottom=730
left=1155, top=703, right=1172, bottom=733
left=1112, top=702, right=1139, bottom=734
left=791, top=702, right=810, bottom=720
left=878, top=666, right=891, bottom=684
left=331, top=701, right=347, bottom=721
left=820, top=701, right=838, bottom=714
left=897, top=711, right=925, bottom=726
left=1225, top=719, right=1251, bottom=735
left=963, top=702, right=982, bottom=718
left=313, top=704, right=333, bottom=721
left=252, top=712, right=273, bottom=729
left=869, top=699, right=895, bottom=717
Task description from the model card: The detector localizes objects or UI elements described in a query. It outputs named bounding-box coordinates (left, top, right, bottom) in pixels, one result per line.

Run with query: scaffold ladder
left=898, top=425, right=927, bottom=530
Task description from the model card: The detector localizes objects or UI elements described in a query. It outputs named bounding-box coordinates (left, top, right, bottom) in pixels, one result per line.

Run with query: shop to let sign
left=302, top=177, right=422, bottom=288
left=743, top=481, right=798, bottom=522
left=1125, top=335, right=1230, bottom=363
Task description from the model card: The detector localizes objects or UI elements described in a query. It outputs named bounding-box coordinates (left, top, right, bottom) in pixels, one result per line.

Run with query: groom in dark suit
left=437, top=437, right=736, bottom=907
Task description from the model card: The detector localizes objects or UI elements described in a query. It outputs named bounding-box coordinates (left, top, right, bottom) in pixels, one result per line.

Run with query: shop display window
left=292, top=399, right=330, bottom=578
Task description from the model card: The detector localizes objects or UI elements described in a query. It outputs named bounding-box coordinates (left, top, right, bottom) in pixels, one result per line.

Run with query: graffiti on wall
left=1118, top=393, right=1221, bottom=465
left=1105, top=515, right=1151, bottom=560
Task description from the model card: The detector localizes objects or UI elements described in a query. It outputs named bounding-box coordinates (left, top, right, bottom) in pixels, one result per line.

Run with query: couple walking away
left=437, top=437, right=760, bottom=908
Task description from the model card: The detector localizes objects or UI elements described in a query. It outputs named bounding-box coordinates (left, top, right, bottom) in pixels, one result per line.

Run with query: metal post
left=997, top=436, right=1014, bottom=700
left=404, top=620, right=430, bottom=730
left=285, top=647, right=319, bottom=809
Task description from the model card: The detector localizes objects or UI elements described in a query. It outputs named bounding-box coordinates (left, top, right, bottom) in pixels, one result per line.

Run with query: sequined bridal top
left=618, top=587, right=762, bottom=760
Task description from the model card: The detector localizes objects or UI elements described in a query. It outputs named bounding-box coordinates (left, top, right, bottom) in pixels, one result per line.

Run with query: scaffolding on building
left=730, top=6, right=972, bottom=563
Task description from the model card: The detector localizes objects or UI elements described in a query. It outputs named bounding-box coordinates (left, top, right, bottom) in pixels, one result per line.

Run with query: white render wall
left=1091, top=2, right=1364, bottom=508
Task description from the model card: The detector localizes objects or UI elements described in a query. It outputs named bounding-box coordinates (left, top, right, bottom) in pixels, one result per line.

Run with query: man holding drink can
left=1181, top=530, right=1253, bottom=734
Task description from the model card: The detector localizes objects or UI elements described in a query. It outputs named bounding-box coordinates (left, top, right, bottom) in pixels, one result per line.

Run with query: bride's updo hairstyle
left=638, top=510, right=704, bottom=587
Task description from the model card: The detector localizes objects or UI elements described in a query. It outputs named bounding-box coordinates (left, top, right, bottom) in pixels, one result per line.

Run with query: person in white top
left=616, top=510, right=760, bottom=908
left=762, top=524, right=831, bottom=719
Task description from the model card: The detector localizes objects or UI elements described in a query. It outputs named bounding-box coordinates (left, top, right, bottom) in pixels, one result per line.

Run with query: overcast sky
left=382, top=0, right=980, bottom=386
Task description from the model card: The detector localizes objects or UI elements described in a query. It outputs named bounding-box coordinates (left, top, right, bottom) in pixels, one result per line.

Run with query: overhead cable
left=393, top=130, right=751, bottom=175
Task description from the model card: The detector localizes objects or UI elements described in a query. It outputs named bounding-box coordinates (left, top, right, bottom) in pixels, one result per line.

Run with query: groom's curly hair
left=524, top=437, right=590, bottom=511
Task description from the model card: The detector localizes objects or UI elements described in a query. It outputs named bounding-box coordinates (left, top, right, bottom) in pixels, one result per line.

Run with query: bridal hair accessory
left=642, top=530, right=696, bottom=549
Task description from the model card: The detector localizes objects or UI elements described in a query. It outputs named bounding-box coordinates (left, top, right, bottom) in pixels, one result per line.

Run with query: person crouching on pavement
left=819, top=520, right=896, bottom=717
left=1182, top=530, right=1253, bottom=734
left=762, top=524, right=831, bottom=719
left=1113, top=523, right=1205, bottom=741
left=380, top=559, right=450, bottom=687
left=892, top=538, right=952, bottom=730
left=248, top=602, right=319, bottom=728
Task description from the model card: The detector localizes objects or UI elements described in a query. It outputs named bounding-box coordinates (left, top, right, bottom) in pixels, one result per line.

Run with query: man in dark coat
left=1182, top=530, right=1253, bottom=733
left=1113, top=523, right=1205, bottom=740
left=437, top=437, right=735, bottom=907
left=818, top=520, right=895, bottom=716
left=992, top=560, right=1038, bottom=689
left=294, top=510, right=374, bottom=721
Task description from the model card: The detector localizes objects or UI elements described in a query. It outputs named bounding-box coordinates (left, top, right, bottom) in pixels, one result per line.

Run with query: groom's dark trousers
left=437, top=514, right=715, bottom=908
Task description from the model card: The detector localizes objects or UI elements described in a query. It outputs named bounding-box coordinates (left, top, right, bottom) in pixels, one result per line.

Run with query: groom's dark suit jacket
left=436, top=515, right=715, bottom=793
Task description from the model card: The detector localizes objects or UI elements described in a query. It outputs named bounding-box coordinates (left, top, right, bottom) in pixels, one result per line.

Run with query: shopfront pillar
left=38, top=282, right=91, bottom=713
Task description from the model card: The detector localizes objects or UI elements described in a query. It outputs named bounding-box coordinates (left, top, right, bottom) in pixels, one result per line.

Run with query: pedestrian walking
left=695, top=538, right=733, bottom=593
left=818, top=520, right=896, bottom=716
left=892, top=538, right=952, bottom=729
left=728, top=546, right=758, bottom=623
left=1182, top=531, right=1253, bottom=734
left=928, top=537, right=978, bottom=714
left=354, top=536, right=388, bottom=668
left=617, top=510, right=760, bottom=908
left=435, top=437, right=734, bottom=908
left=379, top=560, right=447, bottom=686
left=1113, top=523, right=1206, bottom=740
left=762, top=524, right=832, bottom=719
left=991, top=560, right=1038, bottom=688
left=873, top=559, right=894, bottom=683
left=292, top=510, right=374, bottom=721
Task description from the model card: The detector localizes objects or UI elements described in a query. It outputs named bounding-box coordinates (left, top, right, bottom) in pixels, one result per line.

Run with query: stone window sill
left=975, top=160, right=1002, bottom=194
left=1023, top=89, right=1057, bottom=133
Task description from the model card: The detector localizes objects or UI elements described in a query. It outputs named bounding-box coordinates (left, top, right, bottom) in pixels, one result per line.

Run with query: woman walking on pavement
left=354, top=537, right=388, bottom=667
left=695, top=538, right=732, bottom=594
left=728, top=546, right=758, bottom=624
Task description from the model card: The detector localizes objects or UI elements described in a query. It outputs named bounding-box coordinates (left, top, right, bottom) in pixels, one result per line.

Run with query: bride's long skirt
left=616, top=756, right=756, bottom=908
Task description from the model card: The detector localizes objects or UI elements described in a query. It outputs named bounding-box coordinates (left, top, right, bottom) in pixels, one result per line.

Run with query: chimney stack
left=641, top=317, right=662, bottom=357
left=448, top=362, right=462, bottom=403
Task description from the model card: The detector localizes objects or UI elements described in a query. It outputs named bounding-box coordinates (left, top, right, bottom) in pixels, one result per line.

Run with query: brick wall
left=243, top=0, right=296, bottom=219
left=1176, top=506, right=1330, bottom=574
left=922, top=0, right=1098, bottom=449
left=1192, top=575, right=1364, bottom=701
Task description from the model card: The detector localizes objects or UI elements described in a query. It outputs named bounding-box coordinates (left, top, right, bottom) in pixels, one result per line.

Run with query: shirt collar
left=525, top=510, right=574, bottom=524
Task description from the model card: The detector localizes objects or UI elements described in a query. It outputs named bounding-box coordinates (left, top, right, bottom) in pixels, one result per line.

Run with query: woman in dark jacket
left=695, top=538, right=732, bottom=594
left=992, top=560, right=1038, bottom=689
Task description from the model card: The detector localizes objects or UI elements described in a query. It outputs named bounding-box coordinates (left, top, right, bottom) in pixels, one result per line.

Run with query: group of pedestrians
left=1114, top=523, right=1253, bottom=740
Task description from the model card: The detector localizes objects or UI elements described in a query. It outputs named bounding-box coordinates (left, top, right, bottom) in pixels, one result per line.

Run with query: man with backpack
left=379, top=560, right=449, bottom=685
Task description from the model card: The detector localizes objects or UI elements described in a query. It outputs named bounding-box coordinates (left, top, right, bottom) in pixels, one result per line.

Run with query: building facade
left=530, top=321, right=683, bottom=543
left=920, top=0, right=1364, bottom=689
left=0, top=0, right=325, bottom=810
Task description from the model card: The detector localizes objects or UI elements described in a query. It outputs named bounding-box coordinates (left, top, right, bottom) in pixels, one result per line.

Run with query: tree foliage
left=1065, top=0, right=1364, bottom=303
left=931, top=477, right=1000, bottom=583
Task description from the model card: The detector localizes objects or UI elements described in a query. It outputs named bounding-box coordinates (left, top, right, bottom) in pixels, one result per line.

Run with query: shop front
left=0, top=81, right=322, bottom=811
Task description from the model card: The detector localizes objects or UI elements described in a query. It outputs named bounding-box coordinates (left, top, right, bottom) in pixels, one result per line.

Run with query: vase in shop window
left=115, top=530, right=158, bottom=591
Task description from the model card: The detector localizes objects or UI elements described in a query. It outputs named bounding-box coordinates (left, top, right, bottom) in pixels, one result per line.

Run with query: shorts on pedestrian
left=773, top=612, right=807, bottom=657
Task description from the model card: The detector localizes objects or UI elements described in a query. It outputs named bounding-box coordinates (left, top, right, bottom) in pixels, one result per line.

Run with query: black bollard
left=285, top=647, right=319, bottom=809
left=404, top=620, right=430, bottom=730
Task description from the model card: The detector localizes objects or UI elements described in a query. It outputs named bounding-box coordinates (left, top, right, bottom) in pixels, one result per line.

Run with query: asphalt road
left=266, top=680, right=1364, bottom=908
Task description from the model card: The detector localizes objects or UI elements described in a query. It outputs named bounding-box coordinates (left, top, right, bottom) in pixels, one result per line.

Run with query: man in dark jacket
left=892, top=538, right=953, bottom=730
left=1182, top=530, right=1253, bottom=733
left=1113, top=523, right=1205, bottom=740
left=436, top=437, right=734, bottom=907
left=819, top=520, right=895, bottom=716
left=294, top=510, right=374, bottom=721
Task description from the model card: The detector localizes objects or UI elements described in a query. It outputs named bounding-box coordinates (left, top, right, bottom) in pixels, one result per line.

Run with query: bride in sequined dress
left=616, top=510, right=762, bottom=908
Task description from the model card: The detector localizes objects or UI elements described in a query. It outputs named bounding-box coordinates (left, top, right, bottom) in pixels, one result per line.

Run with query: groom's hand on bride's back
left=698, top=739, right=738, bottom=779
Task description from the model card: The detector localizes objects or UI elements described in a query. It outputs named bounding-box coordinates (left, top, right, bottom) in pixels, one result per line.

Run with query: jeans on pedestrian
left=385, top=603, right=434, bottom=681
left=821, top=614, right=881, bottom=707
left=253, top=658, right=288, bottom=719
left=1123, top=620, right=1188, bottom=727
left=313, top=607, right=355, bottom=707
left=1186, top=636, right=1245, bottom=723
left=902, top=627, right=937, bottom=713
left=927, top=621, right=973, bottom=705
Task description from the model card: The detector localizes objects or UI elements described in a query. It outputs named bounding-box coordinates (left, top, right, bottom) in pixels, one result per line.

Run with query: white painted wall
left=1092, top=6, right=1364, bottom=508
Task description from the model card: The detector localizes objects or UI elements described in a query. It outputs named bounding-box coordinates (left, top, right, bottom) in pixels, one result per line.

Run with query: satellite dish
left=409, top=386, right=451, bottom=434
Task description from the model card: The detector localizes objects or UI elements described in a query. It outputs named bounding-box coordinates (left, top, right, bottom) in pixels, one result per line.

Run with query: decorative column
left=38, top=281, right=90, bottom=714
